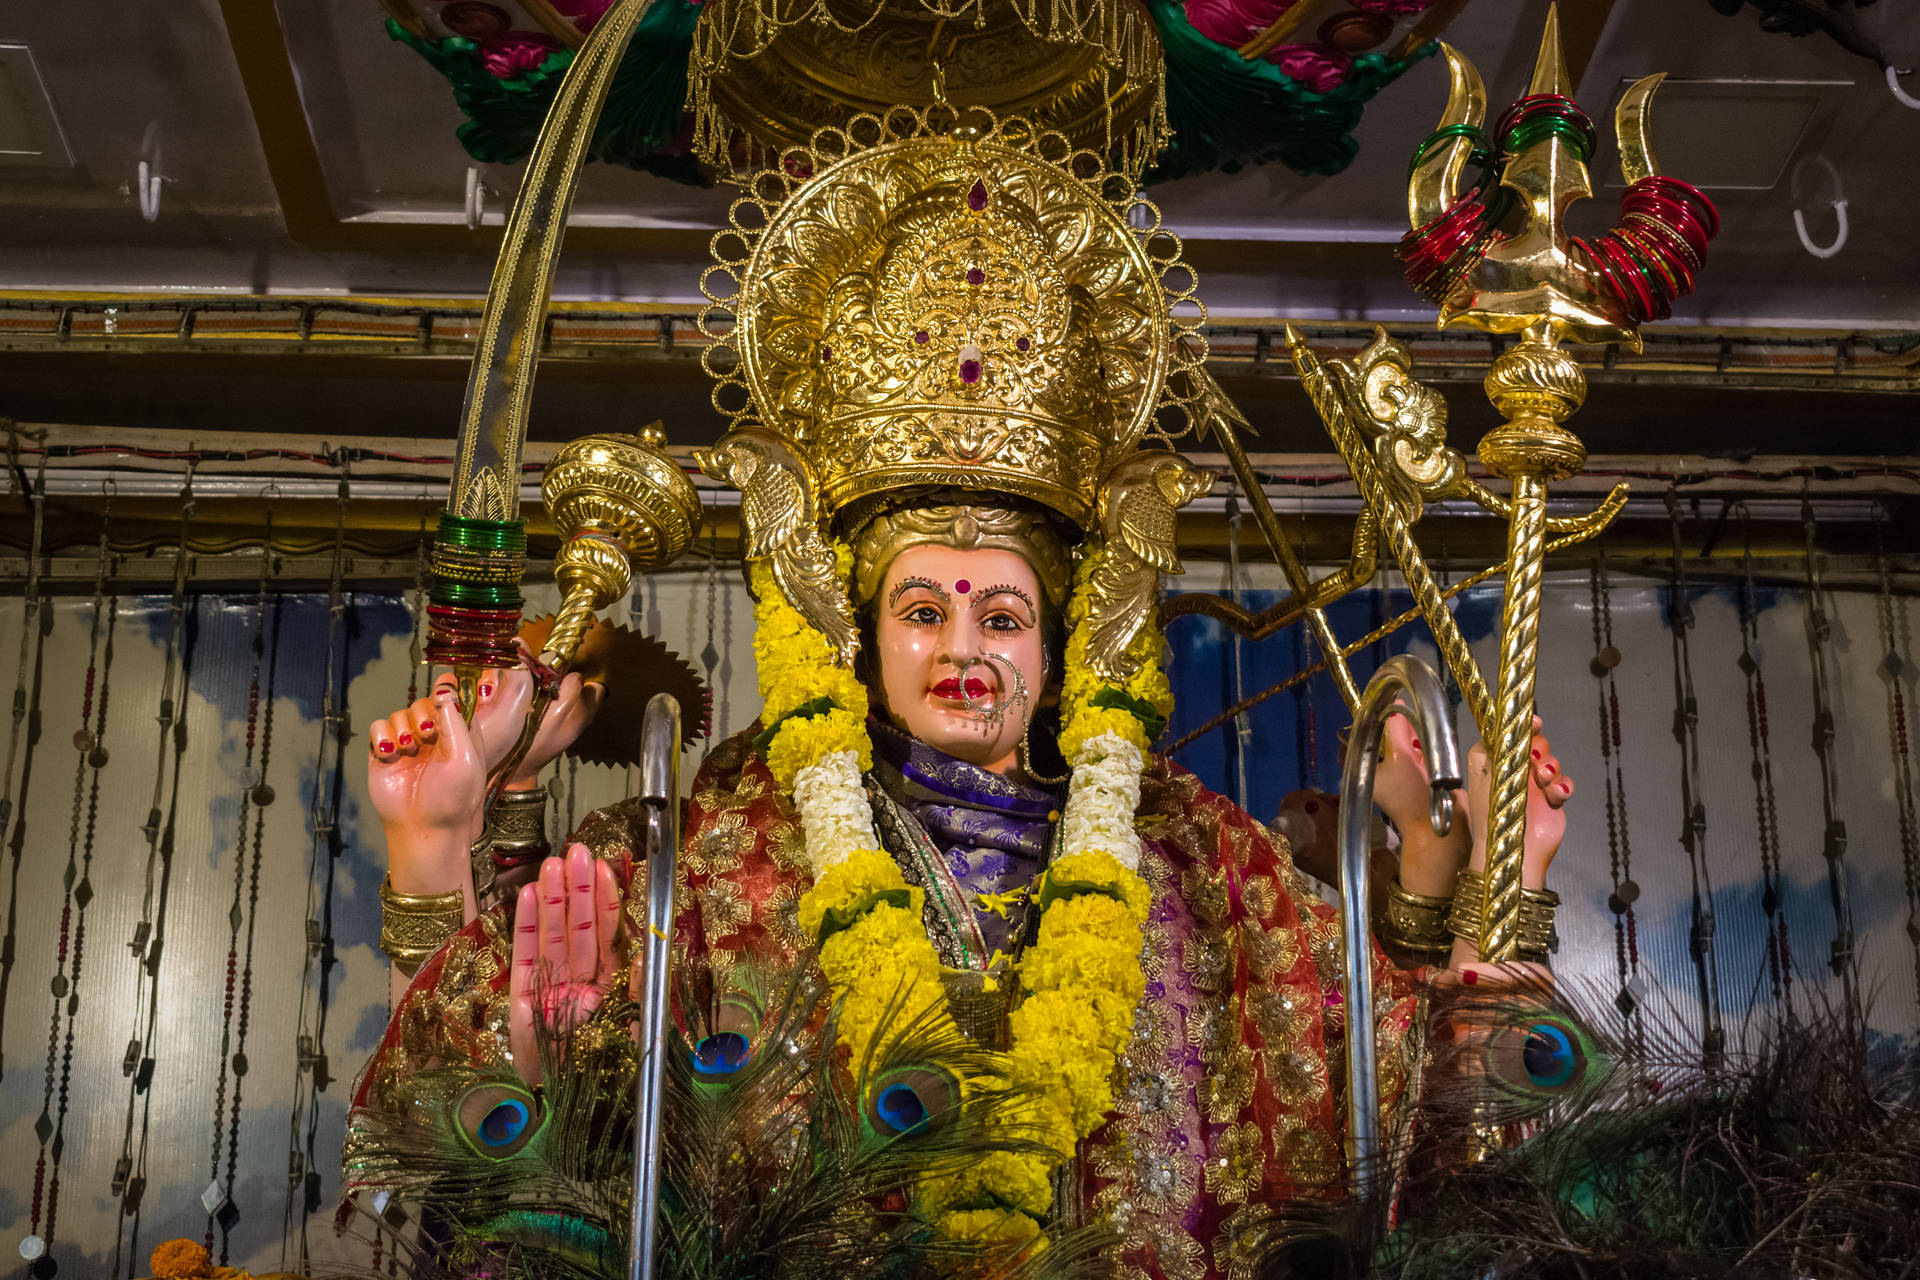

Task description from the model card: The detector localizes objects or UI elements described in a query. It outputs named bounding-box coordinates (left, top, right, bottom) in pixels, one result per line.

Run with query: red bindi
left=954, top=578, right=971, bottom=595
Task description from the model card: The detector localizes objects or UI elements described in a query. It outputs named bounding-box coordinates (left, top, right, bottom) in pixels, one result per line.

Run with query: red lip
left=931, top=676, right=992, bottom=701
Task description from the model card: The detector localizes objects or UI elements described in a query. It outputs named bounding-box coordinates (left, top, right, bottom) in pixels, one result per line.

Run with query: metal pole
left=628, top=692, right=681, bottom=1280
left=1336, top=655, right=1461, bottom=1198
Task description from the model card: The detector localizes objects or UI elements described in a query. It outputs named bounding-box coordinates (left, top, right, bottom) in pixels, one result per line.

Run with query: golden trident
left=1177, top=5, right=1713, bottom=961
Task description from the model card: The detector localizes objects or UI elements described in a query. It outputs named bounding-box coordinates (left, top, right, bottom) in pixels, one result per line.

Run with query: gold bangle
left=469, top=835, right=496, bottom=900
left=1448, top=866, right=1485, bottom=945
left=1383, top=878, right=1454, bottom=959
left=489, top=786, right=551, bottom=869
left=379, top=873, right=465, bottom=967
left=1448, top=868, right=1558, bottom=961
left=1517, top=885, right=1559, bottom=962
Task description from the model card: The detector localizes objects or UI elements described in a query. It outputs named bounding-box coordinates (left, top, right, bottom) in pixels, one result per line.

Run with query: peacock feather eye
left=689, top=989, right=764, bottom=1077
left=864, top=1064, right=959, bottom=1140
left=875, top=1082, right=929, bottom=1135
left=456, top=1082, right=544, bottom=1158
left=1484, top=1014, right=1592, bottom=1104
left=693, top=1032, right=752, bottom=1076
left=1522, top=1022, right=1578, bottom=1089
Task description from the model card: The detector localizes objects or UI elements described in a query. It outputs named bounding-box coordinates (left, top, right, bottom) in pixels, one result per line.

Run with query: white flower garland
left=1059, top=731, right=1145, bottom=872
left=791, top=749, right=878, bottom=877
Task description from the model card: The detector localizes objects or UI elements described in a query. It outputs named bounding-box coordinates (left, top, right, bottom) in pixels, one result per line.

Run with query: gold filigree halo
left=699, top=107, right=1207, bottom=536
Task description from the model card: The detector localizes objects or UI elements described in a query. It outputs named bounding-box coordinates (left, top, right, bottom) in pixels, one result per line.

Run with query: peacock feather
left=346, top=951, right=1112, bottom=1280
left=1248, top=974, right=1920, bottom=1280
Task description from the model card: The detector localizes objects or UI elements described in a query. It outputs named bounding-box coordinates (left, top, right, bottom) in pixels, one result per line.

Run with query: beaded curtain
left=0, top=555, right=1915, bottom=1276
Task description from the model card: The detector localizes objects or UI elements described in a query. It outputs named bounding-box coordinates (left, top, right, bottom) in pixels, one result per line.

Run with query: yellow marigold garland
left=759, top=539, right=1158, bottom=1247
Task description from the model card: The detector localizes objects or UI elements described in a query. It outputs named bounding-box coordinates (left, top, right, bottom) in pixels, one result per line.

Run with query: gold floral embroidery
left=1181, top=926, right=1231, bottom=991
left=691, top=810, right=751, bottom=875
left=1240, top=918, right=1301, bottom=979
left=1138, top=918, right=1170, bottom=981
left=1212, top=1204, right=1277, bottom=1280
left=759, top=880, right=808, bottom=954
left=1205, top=1121, right=1265, bottom=1205
left=1179, top=864, right=1230, bottom=927
left=1262, top=1043, right=1329, bottom=1108
left=698, top=877, right=752, bottom=941
left=1222, top=820, right=1252, bottom=867
left=1240, top=873, right=1278, bottom=922
left=1247, top=982, right=1305, bottom=1044
left=765, top=819, right=809, bottom=873
left=1201, top=1042, right=1255, bottom=1121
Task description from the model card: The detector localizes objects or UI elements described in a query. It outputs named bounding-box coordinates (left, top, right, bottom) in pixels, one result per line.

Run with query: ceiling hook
left=1888, top=67, right=1920, bottom=110
left=1789, top=153, right=1848, bottom=260
left=137, top=160, right=163, bottom=223
left=137, top=121, right=163, bottom=224
left=465, top=166, right=486, bottom=230
left=1793, top=199, right=1848, bottom=259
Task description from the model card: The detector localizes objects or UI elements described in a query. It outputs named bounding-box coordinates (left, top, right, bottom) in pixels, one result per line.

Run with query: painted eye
left=456, top=1083, right=543, bottom=1157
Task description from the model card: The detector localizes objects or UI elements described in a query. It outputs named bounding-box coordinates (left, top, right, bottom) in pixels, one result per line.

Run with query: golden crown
left=699, top=109, right=1205, bottom=532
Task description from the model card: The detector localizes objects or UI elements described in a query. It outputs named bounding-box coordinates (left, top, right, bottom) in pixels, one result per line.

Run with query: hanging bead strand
left=1799, top=487, right=1865, bottom=1050
left=113, top=468, right=200, bottom=1276
left=22, top=488, right=110, bottom=1279
left=1663, top=491, right=1725, bottom=1068
left=0, top=443, right=51, bottom=1086
left=1873, top=505, right=1920, bottom=1010
left=1735, top=506, right=1791, bottom=1011
left=284, top=456, right=353, bottom=1268
left=1589, top=551, right=1644, bottom=1044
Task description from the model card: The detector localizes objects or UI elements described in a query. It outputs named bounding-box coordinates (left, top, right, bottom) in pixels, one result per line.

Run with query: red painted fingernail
left=377, top=739, right=394, bottom=753
left=481, top=685, right=494, bottom=698
left=1412, top=737, right=1422, bottom=750
left=1543, top=762, right=1557, bottom=775
left=1531, top=748, right=1541, bottom=760
left=1462, top=969, right=1479, bottom=986
left=398, top=733, right=413, bottom=746
left=419, top=720, right=435, bottom=732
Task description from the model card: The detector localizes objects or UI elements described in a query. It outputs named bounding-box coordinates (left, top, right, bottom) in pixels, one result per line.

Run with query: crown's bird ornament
left=1400, top=5, right=1719, bottom=348
left=694, top=427, right=859, bottom=665
left=1084, top=452, right=1214, bottom=682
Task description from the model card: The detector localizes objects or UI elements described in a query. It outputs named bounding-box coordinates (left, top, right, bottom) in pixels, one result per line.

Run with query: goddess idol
left=348, top=113, right=1574, bottom=1278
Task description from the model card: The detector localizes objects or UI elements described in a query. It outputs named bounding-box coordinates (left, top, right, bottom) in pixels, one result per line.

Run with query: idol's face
left=873, top=544, right=1048, bottom=775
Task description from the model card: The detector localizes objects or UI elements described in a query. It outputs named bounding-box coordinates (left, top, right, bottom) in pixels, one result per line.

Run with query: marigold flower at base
left=150, top=1239, right=214, bottom=1280
left=936, top=1207, right=1045, bottom=1250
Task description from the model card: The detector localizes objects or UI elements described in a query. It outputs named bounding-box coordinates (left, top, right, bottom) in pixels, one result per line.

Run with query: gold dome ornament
left=540, top=423, right=704, bottom=666
left=697, top=109, right=1210, bottom=666
left=688, top=0, right=1168, bottom=179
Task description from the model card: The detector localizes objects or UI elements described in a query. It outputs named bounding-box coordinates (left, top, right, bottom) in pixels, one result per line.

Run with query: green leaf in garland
left=1089, top=686, right=1168, bottom=742
left=751, top=696, right=839, bottom=754
left=815, top=888, right=916, bottom=946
